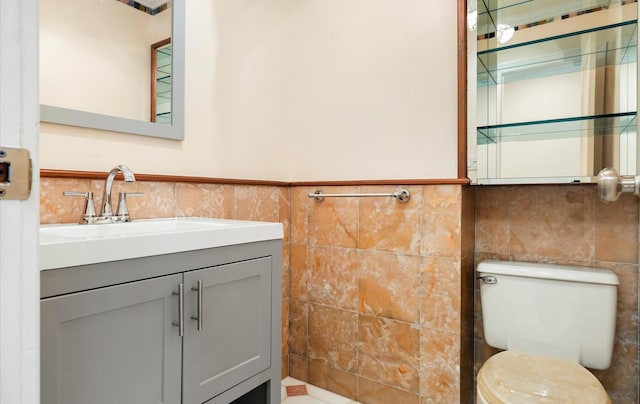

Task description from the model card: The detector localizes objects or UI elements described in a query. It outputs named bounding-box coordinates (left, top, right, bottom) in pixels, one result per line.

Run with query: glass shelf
left=155, top=112, right=171, bottom=124
left=156, top=89, right=172, bottom=100
left=478, top=21, right=637, bottom=86
left=157, top=46, right=171, bottom=58
left=157, top=64, right=171, bottom=76
left=478, top=0, right=612, bottom=34
left=477, top=112, right=637, bottom=144
left=156, top=81, right=171, bottom=96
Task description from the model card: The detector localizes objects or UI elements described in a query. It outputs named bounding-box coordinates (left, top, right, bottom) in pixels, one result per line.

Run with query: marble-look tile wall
left=288, top=185, right=472, bottom=403
left=40, top=177, right=292, bottom=379
left=40, top=177, right=475, bottom=402
left=475, top=184, right=639, bottom=404
left=41, top=177, right=639, bottom=402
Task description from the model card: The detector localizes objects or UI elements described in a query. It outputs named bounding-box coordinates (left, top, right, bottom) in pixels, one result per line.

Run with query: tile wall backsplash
left=44, top=177, right=639, bottom=403
left=289, top=185, right=473, bottom=403
left=40, top=178, right=474, bottom=403
left=475, top=184, right=639, bottom=404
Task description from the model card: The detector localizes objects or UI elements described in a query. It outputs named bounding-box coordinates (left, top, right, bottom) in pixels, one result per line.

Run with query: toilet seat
left=477, top=351, right=611, bottom=404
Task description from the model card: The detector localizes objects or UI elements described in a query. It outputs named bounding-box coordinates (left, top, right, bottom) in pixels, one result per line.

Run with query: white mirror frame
left=40, top=1, right=185, bottom=141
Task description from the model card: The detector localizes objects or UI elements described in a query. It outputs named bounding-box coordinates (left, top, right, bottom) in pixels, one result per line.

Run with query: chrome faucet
left=100, top=165, right=136, bottom=218
left=64, top=164, right=143, bottom=224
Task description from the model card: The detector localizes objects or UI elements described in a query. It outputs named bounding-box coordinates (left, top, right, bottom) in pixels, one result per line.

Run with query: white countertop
left=40, top=217, right=283, bottom=270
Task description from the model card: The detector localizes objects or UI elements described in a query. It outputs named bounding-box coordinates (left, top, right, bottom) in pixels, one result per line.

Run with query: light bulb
left=496, top=24, right=515, bottom=44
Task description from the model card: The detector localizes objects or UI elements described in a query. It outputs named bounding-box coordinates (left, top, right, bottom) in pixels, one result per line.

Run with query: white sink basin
left=40, top=217, right=283, bottom=270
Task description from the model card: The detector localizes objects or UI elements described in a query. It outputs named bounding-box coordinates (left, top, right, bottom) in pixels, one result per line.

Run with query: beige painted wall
left=282, top=0, right=458, bottom=181
left=40, top=0, right=459, bottom=181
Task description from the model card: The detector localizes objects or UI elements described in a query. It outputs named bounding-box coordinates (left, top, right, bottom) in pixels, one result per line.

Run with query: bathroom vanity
left=39, top=218, right=283, bottom=404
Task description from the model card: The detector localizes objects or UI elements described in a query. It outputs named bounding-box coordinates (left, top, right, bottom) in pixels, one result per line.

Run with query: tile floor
left=281, top=377, right=361, bottom=404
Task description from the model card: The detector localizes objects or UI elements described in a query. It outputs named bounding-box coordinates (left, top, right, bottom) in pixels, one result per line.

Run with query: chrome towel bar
left=308, top=189, right=410, bottom=203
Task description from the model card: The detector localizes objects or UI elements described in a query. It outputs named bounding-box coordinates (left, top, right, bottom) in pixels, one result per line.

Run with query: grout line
left=305, top=186, right=310, bottom=382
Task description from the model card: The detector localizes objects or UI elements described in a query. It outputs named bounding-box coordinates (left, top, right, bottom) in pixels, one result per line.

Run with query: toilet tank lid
left=477, top=260, right=619, bottom=285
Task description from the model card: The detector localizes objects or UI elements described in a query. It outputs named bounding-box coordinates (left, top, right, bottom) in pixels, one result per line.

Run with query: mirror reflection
left=471, top=0, right=638, bottom=183
left=40, top=0, right=172, bottom=123
left=151, top=38, right=172, bottom=124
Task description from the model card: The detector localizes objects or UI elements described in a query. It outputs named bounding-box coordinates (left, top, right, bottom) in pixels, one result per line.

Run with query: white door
left=0, top=0, right=40, bottom=403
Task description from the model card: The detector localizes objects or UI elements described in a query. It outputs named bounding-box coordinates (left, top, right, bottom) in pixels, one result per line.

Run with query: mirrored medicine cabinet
left=39, top=0, right=185, bottom=140
left=467, top=0, right=638, bottom=184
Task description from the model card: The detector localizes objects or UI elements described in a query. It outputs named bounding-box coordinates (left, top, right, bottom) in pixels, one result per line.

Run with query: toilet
left=476, top=260, right=619, bottom=404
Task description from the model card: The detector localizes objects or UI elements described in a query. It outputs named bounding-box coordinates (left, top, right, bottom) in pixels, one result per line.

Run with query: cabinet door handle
left=191, top=281, right=203, bottom=331
left=172, top=284, right=184, bottom=336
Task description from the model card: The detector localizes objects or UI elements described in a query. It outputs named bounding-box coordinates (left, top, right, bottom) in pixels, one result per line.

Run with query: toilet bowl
left=477, top=351, right=610, bottom=404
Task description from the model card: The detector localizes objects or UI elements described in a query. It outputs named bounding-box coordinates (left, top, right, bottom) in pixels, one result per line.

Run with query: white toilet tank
left=478, top=260, right=619, bottom=370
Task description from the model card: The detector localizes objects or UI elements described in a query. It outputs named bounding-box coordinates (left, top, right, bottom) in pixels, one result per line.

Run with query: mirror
left=39, top=0, right=185, bottom=140
left=468, top=0, right=638, bottom=184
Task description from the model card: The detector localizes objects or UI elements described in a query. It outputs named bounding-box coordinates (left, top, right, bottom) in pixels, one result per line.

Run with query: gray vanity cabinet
left=182, top=257, right=271, bottom=404
left=41, top=240, right=282, bottom=404
left=40, top=274, right=183, bottom=404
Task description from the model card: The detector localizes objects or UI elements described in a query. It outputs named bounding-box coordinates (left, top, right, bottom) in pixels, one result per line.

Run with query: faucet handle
left=115, top=192, right=143, bottom=222
left=63, top=191, right=97, bottom=224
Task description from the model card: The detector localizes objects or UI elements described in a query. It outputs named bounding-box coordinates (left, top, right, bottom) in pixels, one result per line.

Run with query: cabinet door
left=41, top=274, right=183, bottom=404
left=183, top=257, right=272, bottom=404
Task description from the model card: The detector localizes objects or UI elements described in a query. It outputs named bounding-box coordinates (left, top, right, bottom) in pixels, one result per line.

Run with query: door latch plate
left=0, top=147, right=32, bottom=200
